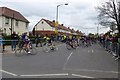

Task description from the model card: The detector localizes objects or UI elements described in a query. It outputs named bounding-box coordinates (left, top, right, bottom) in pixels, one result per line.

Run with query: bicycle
left=15, top=39, right=37, bottom=56
left=42, top=40, right=58, bottom=52
left=66, top=39, right=78, bottom=50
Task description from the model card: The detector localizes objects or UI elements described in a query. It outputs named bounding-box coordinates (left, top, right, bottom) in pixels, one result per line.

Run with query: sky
left=0, top=0, right=111, bottom=35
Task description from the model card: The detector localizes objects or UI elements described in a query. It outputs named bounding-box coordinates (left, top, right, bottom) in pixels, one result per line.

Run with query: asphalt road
left=1, top=43, right=120, bottom=78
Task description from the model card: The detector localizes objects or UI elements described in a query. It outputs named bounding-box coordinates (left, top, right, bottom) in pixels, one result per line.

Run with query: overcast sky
left=0, top=0, right=110, bottom=35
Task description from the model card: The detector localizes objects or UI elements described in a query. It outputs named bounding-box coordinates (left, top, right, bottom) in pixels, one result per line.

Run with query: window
left=16, top=20, right=19, bottom=27
left=5, top=17, right=9, bottom=25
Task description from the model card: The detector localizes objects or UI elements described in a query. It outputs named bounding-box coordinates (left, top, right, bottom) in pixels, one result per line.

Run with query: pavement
left=0, top=46, right=14, bottom=54
left=1, top=43, right=120, bottom=78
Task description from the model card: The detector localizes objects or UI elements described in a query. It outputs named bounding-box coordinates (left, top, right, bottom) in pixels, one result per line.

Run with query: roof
left=0, top=7, right=29, bottom=23
left=41, top=18, right=70, bottom=31
left=35, top=18, right=83, bottom=35
left=68, top=28, right=76, bottom=33
left=76, top=30, right=83, bottom=35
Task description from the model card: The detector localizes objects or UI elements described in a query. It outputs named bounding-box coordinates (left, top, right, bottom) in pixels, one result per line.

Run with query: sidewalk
left=0, top=45, right=14, bottom=54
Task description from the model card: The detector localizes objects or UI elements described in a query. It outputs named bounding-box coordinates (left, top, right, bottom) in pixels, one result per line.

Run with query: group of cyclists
left=2, top=31, right=119, bottom=60
left=13, top=31, right=97, bottom=54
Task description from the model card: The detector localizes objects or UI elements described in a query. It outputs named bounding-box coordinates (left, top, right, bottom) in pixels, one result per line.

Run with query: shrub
left=29, top=35, right=36, bottom=43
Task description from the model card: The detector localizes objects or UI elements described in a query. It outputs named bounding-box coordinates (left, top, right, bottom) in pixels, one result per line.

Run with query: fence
left=100, top=40, right=120, bottom=60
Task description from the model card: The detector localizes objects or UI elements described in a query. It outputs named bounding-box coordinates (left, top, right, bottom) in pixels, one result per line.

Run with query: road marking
left=65, top=68, right=119, bottom=74
left=67, top=52, right=73, bottom=61
left=88, top=50, right=90, bottom=53
left=63, top=52, right=73, bottom=69
left=0, top=70, right=17, bottom=76
left=92, top=50, right=94, bottom=53
left=0, top=53, right=2, bottom=55
left=20, top=73, right=68, bottom=77
left=72, top=74, right=94, bottom=78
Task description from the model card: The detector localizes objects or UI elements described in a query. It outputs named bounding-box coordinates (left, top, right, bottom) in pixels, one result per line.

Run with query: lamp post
left=10, top=13, right=14, bottom=35
left=56, top=3, right=68, bottom=23
left=55, top=3, right=68, bottom=35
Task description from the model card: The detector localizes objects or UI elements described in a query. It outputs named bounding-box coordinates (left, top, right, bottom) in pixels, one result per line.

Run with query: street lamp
left=56, top=3, right=68, bottom=26
left=55, top=3, right=68, bottom=35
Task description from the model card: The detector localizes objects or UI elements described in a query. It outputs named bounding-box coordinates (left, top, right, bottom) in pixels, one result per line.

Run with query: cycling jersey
left=44, top=36, right=50, bottom=40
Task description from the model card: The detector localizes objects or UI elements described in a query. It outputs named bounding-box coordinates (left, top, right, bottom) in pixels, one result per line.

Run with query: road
left=1, top=43, right=120, bottom=79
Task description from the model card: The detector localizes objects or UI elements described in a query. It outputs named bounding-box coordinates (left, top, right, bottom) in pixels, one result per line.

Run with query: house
left=33, top=18, right=83, bottom=37
left=33, top=18, right=70, bottom=36
left=0, top=7, right=29, bottom=35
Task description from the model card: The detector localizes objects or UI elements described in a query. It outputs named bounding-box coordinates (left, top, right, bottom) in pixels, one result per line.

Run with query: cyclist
left=44, top=34, right=50, bottom=42
left=44, top=34, right=56, bottom=50
left=71, top=35, right=78, bottom=48
left=82, top=36, right=88, bottom=47
left=62, top=34, right=67, bottom=43
left=21, top=32, right=31, bottom=53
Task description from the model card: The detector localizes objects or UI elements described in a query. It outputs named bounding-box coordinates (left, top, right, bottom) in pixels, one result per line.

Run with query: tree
left=96, top=0, right=120, bottom=33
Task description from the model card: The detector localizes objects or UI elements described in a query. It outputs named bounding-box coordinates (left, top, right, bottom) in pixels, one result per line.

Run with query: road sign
left=54, top=30, right=58, bottom=34
left=55, top=21, right=59, bottom=27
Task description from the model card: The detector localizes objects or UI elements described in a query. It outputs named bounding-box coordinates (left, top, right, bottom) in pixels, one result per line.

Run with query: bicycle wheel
left=43, top=43, right=50, bottom=52
left=29, top=44, right=37, bottom=55
left=51, top=45, right=58, bottom=51
left=54, top=46, right=58, bottom=51
left=66, top=43, right=72, bottom=50
left=73, top=41, right=78, bottom=49
left=15, top=48, right=26, bottom=57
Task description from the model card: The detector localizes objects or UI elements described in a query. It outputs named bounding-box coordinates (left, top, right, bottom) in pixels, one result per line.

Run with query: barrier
left=0, top=40, right=18, bottom=53
left=99, top=40, right=120, bottom=60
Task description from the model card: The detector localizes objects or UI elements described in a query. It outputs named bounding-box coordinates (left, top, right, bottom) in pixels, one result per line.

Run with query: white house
left=0, top=7, right=29, bottom=35
left=33, top=18, right=83, bottom=37
left=33, top=18, right=71, bottom=36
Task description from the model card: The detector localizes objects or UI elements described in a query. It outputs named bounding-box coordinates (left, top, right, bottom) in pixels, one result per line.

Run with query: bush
left=4, top=35, right=12, bottom=45
left=29, top=35, right=36, bottom=43
left=4, top=35, right=19, bottom=45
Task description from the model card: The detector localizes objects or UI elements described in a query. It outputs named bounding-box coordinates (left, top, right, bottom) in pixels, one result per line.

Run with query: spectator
left=112, top=34, right=118, bottom=54
left=118, top=36, right=120, bottom=57
left=35, top=34, right=40, bottom=47
left=0, top=33, right=5, bottom=52
left=11, top=31, right=18, bottom=51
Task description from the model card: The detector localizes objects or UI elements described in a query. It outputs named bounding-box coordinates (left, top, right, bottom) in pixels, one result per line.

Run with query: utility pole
left=97, top=24, right=99, bottom=34
left=11, top=13, right=14, bottom=35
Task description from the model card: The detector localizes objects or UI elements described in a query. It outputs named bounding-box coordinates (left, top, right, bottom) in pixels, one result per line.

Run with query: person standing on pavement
left=11, top=31, right=18, bottom=51
left=0, top=33, right=5, bottom=52
left=35, top=34, right=40, bottom=47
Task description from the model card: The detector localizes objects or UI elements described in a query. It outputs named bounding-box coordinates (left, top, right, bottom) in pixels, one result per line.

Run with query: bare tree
left=96, top=0, right=120, bottom=33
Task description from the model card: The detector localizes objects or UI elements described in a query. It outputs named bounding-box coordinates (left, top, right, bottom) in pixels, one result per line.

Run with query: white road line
left=67, top=52, right=73, bottom=61
left=72, top=74, right=94, bottom=78
left=0, top=70, right=17, bottom=76
left=88, top=50, right=90, bottom=53
left=92, top=50, right=94, bottom=53
left=63, top=52, right=73, bottom=70
left=20, top=73, right=68, bottom=77
left=65, top=68, right=119, bottom=74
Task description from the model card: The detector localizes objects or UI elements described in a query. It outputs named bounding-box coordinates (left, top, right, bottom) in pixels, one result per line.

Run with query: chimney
left=61, top=24, right=64, bottom=26
left=53, top=20, right=55, bottom=22
left=68, top=27, right=70, bottom=29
